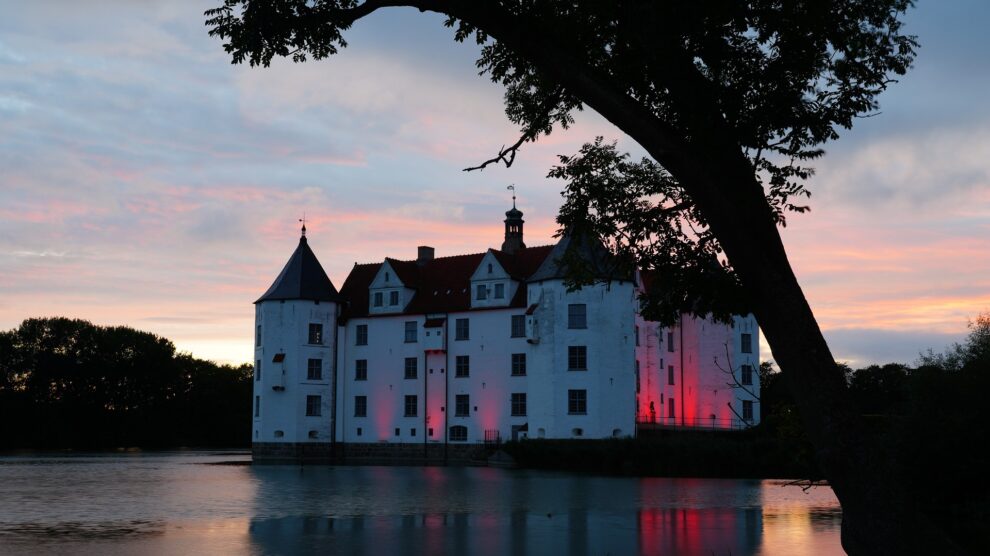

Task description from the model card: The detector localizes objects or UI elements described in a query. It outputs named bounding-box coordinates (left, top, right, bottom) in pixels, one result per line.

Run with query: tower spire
left=501, top=186, right=525, bottom=254
left=299, top=213, right=307, bottom=239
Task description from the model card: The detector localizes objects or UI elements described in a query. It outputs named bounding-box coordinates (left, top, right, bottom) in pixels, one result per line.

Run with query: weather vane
left=299, top=212, right=307, bottom=237
left=507, top=184, right=516, bottom=209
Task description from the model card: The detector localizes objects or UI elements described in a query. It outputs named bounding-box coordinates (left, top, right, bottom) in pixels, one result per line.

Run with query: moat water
left=0, top=451, right=843, bottom=555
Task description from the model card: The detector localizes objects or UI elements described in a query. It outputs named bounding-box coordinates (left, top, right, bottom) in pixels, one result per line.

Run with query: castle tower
left=252, top=224, right=339, bottom=460
left=501, top=202, right=526, bottom=254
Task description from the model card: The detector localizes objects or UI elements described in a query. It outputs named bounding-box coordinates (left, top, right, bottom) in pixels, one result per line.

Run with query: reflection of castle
left=245, top=468, right=771, bottom=555
left=251, top=203, right=759, bottom=458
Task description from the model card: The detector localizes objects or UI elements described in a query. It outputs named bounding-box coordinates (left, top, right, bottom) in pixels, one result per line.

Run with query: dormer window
left=389, top=291, right=399, bottom=306
left=476, top=284, right=487, bottom=300
left=494, top=283, right=505, bottom=299
left=373, top=292, right=383, bottom=307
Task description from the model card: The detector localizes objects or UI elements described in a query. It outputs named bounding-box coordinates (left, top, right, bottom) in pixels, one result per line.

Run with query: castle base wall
left=252, top=442, right=490, bottom=465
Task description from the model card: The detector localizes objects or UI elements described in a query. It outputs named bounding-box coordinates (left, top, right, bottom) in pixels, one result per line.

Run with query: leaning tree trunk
left=669, top=151, right=964, bottom=555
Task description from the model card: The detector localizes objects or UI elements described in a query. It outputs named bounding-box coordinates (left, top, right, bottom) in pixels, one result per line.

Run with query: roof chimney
left=417, top=246, right=435, bottom=265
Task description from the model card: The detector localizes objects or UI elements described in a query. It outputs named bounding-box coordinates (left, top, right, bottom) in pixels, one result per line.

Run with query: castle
left=252, top=203, right=760, bottom=460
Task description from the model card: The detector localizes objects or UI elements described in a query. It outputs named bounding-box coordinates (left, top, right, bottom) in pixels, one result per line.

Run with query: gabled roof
left=528, top=229, right=631, bottom=282
left=256, top=236, right=339, bottom=303
left=338, top=245, right=554, bottom=319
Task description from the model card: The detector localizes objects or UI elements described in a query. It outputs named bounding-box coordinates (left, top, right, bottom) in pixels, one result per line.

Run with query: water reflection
left=0, top=453, right=842, bottom=555
left=246, top=467, right=842, bottom=555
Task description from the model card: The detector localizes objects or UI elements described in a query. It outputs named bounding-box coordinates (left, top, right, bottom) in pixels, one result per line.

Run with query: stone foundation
left=252, top=442, right=491, bottom=465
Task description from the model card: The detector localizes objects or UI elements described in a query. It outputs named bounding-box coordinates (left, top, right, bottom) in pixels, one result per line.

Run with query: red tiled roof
left=338, top=245, right=554, bottom=320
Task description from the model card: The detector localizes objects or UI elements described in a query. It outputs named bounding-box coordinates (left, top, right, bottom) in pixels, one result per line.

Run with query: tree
left=204, top=2, right=959, bottom=552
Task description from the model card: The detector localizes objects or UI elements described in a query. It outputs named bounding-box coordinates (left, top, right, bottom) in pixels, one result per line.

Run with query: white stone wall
left=645, top=313, right=761, bottom=430
left=526, top=279, right=637, bottom=439
left=253, top=300, right=337, bottom=444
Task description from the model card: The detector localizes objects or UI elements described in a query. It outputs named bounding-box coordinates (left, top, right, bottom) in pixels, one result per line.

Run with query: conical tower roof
left=255, top=234, right=339, bottom=303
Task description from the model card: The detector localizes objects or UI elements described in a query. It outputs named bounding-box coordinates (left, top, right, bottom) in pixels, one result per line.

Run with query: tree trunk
left=663, top=152, right=965, bottom=555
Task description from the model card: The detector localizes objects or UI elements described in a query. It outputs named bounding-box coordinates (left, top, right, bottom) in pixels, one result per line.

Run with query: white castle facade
left=252, top=205, right=760, bottom=460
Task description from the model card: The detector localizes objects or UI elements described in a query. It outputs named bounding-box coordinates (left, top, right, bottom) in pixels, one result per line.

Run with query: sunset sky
left=2, top=1, right=988, bottom=367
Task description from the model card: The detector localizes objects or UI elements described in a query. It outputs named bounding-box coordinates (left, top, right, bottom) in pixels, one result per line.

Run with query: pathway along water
left=0, top=452, right=843, bottom=555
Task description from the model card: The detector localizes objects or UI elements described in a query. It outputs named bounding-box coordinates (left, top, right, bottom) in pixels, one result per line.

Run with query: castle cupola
left=501, top=187, right=526, bottom=254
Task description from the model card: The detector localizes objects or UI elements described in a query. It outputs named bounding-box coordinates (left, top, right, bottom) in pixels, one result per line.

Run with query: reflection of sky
left=1, top=2, right=988, bottom=366
left=0, top=453, right=842, bottom=554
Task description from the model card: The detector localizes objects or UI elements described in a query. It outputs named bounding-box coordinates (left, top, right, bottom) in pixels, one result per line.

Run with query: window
left=308, top=323, right=323, bottom=345
left=356, top=324, right=368, bottom=346
left=667, top=331, right=675, bottom=352
left=568, top=304, right=587, bottom=329
left=742, top=400, right=754, bottom=421
left=389, top=291, right=399, bottom=306
left=511, top=353, right=526, bottom=376
left=354, top=396, right=367, bottom=417
left=410, top=428, right=416, bottom=437
left=404, top=395, right=418, bottom=417
left=742, top=333, right=753, bottom=354
left=306, top=395, right=321, bottom=417
left=357, top=427, right=363, bottom=436
left=254, top=395, right=260, bottom=417
left=395, top=428, right=400, bottom=437
left=355, top=359, right=368, bottom=381
left=510, top=315, right=525, bottom=338
left=668, top=365, right=675, bottom=385
left=668, top=398, right=676, bottom=419
left=449, top=425, right=467, bottom=442
left=572, top=428, right=583, bottom=437
left=455, top=394, right=470, bottom=416
left=256, top=325, right=261, bottom=346
left=455, top=318, right=469, bottom=340
left=404, top=321, right=417, bottom=343
left=635, top=360, right=640, bottom=393
left=487, top=263, right=493, bottom=274
left=494, top=283, right=505, bottom=299
left=455, top=355, right=470, bottom=377
left=373, top=292, right=383, bottom=307
left=404, top=357, right=418, bottom=379
left=635, top=325, right=640, bottom=346
left=385, top=271, right=390, bottom=282
left=307, top=358, right=322, bottom=380
left=568, top=346, right=587, bottom=371
left=511, top=393, right=526, bottom=416
left=741, top=364, right=754, bottom=386
left=255, top=360, right=261, bottom=382
left=568, top=389, right=587, bottom=415
left=476, top=284, right=487, bottom=300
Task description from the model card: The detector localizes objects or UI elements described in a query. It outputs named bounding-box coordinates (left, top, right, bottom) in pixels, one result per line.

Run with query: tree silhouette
left=204, top=2, right=965, bottom=553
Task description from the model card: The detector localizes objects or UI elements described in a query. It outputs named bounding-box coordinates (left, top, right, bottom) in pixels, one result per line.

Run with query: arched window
left=449, top=425, right=468, bottom=442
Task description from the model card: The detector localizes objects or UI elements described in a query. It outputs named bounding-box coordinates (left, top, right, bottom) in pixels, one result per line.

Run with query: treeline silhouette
left=0, top=317, right=252, bottom=449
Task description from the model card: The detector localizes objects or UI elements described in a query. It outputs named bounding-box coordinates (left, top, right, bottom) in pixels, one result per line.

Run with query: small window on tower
left=510, top=315, right=525, bottom=337
left=741, top=333, right=753, bottom=354
left=307, top=358, right=322, bottom=380
left=308, top=323, right=323, bottom=345
left=741, top=364, right=754, bottom=385
left=306, top=395, right=322, bottom=416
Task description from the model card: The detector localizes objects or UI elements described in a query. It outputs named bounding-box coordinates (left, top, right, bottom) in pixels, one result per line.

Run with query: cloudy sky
left=2, top=1, right=988, bottom=366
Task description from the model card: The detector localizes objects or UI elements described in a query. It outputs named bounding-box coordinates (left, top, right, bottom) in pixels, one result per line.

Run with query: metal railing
left=636, top=416, right=754, bottom=431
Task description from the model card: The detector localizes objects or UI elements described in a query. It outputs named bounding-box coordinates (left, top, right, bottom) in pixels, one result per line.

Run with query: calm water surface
left=0, top=452, right=843, bottom=555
